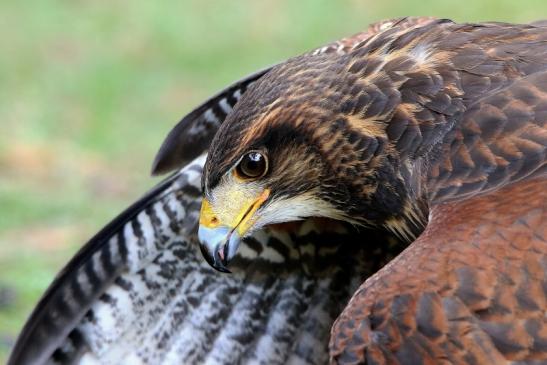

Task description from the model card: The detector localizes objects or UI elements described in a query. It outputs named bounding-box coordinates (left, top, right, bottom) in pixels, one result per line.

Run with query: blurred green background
left=1, top=0, right=545, bottom=361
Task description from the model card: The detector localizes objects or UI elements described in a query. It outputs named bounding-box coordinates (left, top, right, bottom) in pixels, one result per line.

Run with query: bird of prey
left=8, top=16, right=547, bottom=365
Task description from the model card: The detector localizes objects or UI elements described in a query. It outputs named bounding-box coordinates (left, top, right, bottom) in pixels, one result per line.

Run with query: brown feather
left=330, top=178, right=546, bottom=364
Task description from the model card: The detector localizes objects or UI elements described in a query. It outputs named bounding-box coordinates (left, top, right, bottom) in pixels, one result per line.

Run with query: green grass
left=1, top=0, right=547, bottom=361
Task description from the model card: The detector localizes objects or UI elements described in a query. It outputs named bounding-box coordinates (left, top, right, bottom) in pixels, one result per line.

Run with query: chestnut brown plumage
left=197, top=18, right=547, bottom=364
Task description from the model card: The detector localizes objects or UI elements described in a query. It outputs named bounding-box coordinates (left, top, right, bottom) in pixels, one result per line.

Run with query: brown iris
left=235, top=151, right=268, bottom=180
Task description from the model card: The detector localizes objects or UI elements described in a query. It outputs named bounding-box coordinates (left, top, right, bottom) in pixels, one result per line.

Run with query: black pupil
left=240, top=152, right=265, bottom=178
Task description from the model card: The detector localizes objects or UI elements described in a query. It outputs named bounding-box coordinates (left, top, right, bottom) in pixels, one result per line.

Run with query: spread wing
left=151, top=16, right=438, bottom=175
left=329, top=31, right=547, bottom=364
left=7, top=158, right=206, bottom=365
left=9, top=155, right=400, bottom=365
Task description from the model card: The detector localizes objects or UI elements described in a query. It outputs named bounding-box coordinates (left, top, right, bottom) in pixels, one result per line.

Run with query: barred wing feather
left=9, top=155, right=399, bottom=365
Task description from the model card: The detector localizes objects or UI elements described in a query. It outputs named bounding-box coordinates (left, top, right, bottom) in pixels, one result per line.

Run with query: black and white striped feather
left=9, top=155, right=400, bottom=365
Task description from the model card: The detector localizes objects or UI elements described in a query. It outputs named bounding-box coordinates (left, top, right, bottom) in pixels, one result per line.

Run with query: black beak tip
left=199, top=243, right=231, bottom=273
left=212, top=263, right=232, bottom=274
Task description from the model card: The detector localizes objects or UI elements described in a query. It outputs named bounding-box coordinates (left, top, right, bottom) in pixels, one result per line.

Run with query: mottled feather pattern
left=429, top=71, right=547, bottom=202
left=330, top=178, right=546, bottom=365
left=8, top=157, right=206, bottom=365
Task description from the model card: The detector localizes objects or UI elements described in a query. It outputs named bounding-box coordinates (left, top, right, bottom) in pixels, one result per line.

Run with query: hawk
left=8, top=17, right=547, bottom=365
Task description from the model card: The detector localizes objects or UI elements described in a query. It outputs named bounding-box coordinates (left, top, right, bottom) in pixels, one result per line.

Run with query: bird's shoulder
left=330, top=177, right=547, bottom=364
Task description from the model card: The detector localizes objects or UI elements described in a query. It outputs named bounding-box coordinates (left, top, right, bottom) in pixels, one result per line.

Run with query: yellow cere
left=199, top=198, right=220, bottom=228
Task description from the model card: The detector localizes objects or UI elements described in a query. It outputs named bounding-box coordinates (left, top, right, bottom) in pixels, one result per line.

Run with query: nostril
left=211, top=216, right=218, bottom=225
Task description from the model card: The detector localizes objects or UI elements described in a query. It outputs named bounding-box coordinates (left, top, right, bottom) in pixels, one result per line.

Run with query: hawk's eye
left=235, top=151, right=268, bottom=179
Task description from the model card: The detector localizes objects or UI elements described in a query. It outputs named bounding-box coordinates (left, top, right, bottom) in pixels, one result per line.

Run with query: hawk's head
left=199, top=54, right=429, bottom=272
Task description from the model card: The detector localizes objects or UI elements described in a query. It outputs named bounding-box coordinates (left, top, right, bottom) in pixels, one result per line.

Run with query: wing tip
left=150, top=118, right=196, bottom=176
left=150, top=143, right=177, bottom=176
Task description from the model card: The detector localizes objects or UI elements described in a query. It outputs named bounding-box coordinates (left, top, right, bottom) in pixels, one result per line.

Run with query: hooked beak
left=198, top=189, right=270, bottom=272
